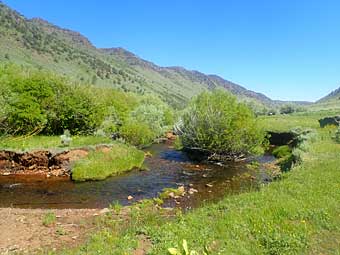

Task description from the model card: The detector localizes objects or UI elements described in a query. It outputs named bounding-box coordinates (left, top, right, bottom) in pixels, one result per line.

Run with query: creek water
left=0, top=141, right=275, bottom=209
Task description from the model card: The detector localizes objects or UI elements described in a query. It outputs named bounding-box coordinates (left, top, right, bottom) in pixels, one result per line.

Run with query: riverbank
left=0, top=139, right=278, bottom=254
left=0, top=136, right=145, bottom=181
left=54, top=114, right=340, bottom=254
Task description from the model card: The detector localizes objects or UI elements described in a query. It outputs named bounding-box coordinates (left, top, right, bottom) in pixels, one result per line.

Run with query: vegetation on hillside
left=0, top=2, right=295, bottom=109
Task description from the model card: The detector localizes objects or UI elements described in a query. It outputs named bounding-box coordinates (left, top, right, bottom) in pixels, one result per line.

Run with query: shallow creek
left=0, top=141, right=275, bottom=209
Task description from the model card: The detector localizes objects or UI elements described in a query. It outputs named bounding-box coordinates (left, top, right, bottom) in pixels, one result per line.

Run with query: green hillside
left=307, top=87, right=340, bottom=112
left=0, top=2, right=275, bottom=109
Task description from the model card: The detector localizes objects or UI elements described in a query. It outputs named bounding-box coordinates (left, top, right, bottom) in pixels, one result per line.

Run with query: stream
left=0, top=141, right=275, bottom=209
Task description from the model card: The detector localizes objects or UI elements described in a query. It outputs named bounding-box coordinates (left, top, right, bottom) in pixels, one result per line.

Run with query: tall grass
left=71, top=143, right=145, bottom=181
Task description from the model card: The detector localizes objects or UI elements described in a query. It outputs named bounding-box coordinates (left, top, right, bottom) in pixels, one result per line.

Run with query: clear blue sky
left=3, top=0, right=340, bottom=101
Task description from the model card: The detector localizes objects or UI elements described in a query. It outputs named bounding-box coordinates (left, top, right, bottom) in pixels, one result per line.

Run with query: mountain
left=318, top=87, right=340, bottom=103
left=0, top=2, right=277, bottom=108
left=103, top=47, right=274, bottom=104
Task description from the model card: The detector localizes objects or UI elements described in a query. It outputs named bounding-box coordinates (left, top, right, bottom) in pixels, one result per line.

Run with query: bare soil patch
left=0, top=207, right=101, bottom=254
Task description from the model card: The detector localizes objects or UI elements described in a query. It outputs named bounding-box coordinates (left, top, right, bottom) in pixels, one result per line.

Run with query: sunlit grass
left=71, top=143, right=145, bottom=181
left=0, top=135, right=113, bottom=151
left=259, top=109, right=340, bottom=132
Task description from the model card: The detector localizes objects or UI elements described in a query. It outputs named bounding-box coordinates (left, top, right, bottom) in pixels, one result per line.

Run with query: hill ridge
left=0, top=2, right=310, bottom=108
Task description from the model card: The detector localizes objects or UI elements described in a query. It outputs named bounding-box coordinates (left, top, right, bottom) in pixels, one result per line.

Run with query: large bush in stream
left=178, top=90, right=266, bottom=159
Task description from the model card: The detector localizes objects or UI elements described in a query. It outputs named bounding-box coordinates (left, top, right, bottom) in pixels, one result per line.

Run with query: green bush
left=120, top=120, right=155, bottom=147
left=44, top=83, right=103, bottom=135
left=272, top=145, right=292, bottom=159
left=179, top=90, right=266, bottom=159
left=118, top=94, right=174, bottom=147
left=280, top=104, right=295, bottom=114
left=0, top=65, right=103, bottom=135
left=130, top=104, right=166, bottom=138
left=272, top=145, right=297, bottom=172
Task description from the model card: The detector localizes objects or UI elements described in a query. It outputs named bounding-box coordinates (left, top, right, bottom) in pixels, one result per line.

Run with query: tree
left=280, top=104, right=295, bottom=114
left=177, top=90, right=266, bottom=160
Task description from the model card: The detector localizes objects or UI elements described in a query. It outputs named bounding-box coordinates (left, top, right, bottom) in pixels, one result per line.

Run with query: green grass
left=309, top=100, right=340, bottom=112
left=259, top=108, right=340, bottom=132
left=0, top=135, right=113, bottom=151
left=71, top=143, right=145, bottom=181
left=55, top=113, right=340, bottom=254
left=272, top=145, right=292, bottom=158
left=259, top=114, right=320, bottom=132
left=42, top=212, right=56, bottom=227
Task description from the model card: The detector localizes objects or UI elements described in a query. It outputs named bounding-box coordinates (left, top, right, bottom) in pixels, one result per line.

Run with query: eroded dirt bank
left=0, top=145, right=112, bottom=178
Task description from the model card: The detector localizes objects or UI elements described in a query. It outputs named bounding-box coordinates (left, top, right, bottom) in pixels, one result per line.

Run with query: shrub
left=130, top=104, right=166, bottom=137
left=280, top=104, right=295, bottom=114
left=0, top=66, right=53, bottom=134
left=120, top=120, right=155, bottom=147
left=272, top=145, right=292, bottom=159
left=178, top=90, right=266, bottom=160
left=45, top=83, right=103, bottom=135
left=0, top=65, right=104, bottom=135
left=118, top=94, right=175, bottom=146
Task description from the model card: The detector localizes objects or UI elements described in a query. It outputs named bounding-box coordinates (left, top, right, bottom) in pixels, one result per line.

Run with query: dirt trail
left=0, top=207, right=102, bottom=254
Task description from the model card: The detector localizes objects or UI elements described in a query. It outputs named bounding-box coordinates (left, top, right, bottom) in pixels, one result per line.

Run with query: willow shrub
left=179, top=90, right=266, bottom=159
left=120, top=120, right=155, bottom=147
left=120, top=94, right=175, bottom=147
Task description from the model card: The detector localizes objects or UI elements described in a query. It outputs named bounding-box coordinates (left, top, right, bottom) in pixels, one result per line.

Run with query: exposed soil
left=0, top=145, right=113, bottom=179
left=133, top=235, right=152, bottom=255
left=0, top=207, right=103, bottom=254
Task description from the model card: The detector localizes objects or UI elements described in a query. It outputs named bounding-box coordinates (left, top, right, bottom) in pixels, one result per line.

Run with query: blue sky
left=3, top=0, right=340, bottom=101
